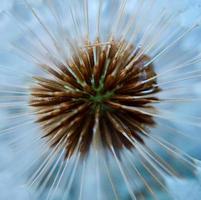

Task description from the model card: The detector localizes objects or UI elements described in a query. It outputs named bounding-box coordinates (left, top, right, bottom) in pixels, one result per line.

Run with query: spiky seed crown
left=30, top=39, right=160, bottom=159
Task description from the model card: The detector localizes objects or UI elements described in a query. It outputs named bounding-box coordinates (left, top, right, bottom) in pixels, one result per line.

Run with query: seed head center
left=29, top=38, right=160, bottom=158
left=89, top=82, right=114, bottom=105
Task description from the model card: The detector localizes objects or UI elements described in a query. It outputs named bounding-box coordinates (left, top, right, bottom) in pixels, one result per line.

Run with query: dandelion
left=1, top=0, right=201, bottom=199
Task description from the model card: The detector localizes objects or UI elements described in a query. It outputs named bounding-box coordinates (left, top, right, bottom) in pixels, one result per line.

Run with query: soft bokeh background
left=1, top=0, right=201, bottom=199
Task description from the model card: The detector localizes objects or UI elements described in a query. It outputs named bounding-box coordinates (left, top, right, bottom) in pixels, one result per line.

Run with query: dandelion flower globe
left=1, top=0, right=201, bottom=199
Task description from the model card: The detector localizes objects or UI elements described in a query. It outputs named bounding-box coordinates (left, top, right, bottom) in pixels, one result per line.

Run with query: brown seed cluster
left=29, top=39, right=160, bottom=159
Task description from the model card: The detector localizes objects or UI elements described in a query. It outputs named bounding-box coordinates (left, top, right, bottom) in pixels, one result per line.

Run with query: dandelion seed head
left=1, top=0, right=201, bottom=199
left=30, top=38, right=160, bottom=159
